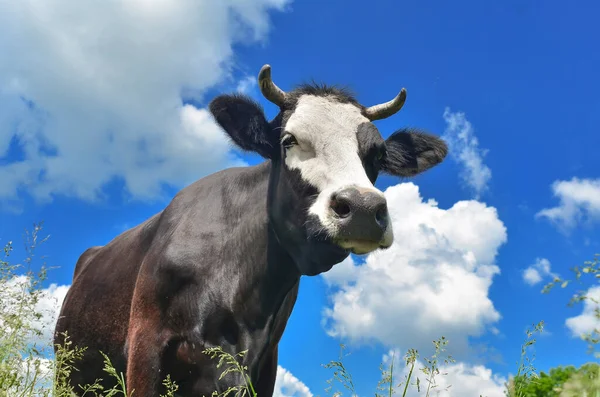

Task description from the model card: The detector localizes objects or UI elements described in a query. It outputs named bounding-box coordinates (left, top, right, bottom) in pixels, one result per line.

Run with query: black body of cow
left=55, top=162, right=302, bottom=396
left=54, top=70, right=448, bottom=396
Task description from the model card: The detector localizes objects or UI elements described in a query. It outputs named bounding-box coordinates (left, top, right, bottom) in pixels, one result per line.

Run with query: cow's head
left=209, top=65, right=447, bottom=275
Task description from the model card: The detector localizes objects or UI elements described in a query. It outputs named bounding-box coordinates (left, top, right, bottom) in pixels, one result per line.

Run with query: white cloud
left=536, top=177, right=600, bottom=231
left=34, top=282, right=71, bottom=345
left=0, top=0, right=290, bottom=205
left=273, top=366, right=313, bottom=397
left=522, top=257, right=557, bottom=286
left=0, top=275, right=70, bottom=347
left=380, top=349, right=506, bottom=397
left=322, top=182, right=507, bottom=356
left=565, top=286, right=600, bottom=338
left=522, top=268, right=542, bottom=286
left=236, top=76, right=258, bottom=94
left=442, top=108, right=492, bottom=199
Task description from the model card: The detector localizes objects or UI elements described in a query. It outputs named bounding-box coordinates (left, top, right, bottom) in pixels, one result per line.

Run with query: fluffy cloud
left=442, top=108, right=492, bottom=199
left=236, top=76, right=258, bottom=94
left=565, top=286, right=600, bottom=338
left=536, top=177, right=600, bottom=232
left=0, top=275, right=70, bottom=347
left=380, top=349, right=506, bottom=397
left=33, top=282, right=71, bottom=345
left=0, top=0, right=289, bottom=205
left=273, top=366, right=313, bottom=397
left=522, top=258, right=557, bottom=286
left=322, top=182, right=507, bottom=356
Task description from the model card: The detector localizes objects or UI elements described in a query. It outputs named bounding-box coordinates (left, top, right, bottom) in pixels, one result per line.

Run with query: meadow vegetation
left=1, top=223, right=598, bottom=396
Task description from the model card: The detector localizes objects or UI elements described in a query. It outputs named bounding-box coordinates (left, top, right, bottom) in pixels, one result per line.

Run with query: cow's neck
left=237, top=233, right=300, bottom=384
left=236, top=211, right=300, bottom=330
left=227, top=161, right=301, bottom=380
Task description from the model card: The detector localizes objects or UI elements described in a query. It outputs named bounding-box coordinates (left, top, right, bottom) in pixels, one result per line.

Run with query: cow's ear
left=382, top=128, right=448, bottom=177
left=209, top=94, right=278, bottom=159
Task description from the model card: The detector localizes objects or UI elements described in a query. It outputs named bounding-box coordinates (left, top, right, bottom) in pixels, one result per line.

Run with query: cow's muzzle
left=329, top=187, right=393, bottom=254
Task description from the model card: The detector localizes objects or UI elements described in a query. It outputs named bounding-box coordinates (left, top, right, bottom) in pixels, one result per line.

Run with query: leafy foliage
left=509, top=365, right=577, bottom=397
left=509, top=363, right=600, bottom=397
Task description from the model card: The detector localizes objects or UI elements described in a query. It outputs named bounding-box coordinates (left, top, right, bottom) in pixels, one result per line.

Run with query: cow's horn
left=258, top=64, right=287, bottom=108
left=364, top=88, right=407, bottom=121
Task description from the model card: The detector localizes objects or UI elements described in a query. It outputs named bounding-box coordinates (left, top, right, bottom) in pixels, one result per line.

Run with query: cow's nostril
left=331, top=195, right=352, bottom=218
left=375, top=204, right=388, bottom=226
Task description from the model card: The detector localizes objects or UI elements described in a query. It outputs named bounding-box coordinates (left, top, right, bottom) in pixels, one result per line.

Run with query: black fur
left=209, top=94, right=278, bottom=159
left=383, top=128, right=448, bottom=177
left=285, top=82, right=361, bottom=108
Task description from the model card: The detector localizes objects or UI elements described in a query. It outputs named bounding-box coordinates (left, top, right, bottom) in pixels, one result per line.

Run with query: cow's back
left=54, top=212, right=162, bottom=388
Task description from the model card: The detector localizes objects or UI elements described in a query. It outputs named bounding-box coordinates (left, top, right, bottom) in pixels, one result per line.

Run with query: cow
left=53, top=64, right=448, bottom=396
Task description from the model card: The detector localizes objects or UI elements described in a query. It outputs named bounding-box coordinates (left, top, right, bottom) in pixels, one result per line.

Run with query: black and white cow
left=53, top=64, right=448, bottom=397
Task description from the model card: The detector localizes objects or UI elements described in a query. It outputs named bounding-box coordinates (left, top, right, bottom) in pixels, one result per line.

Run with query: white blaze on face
left=283, top=95, right=393, bottom=247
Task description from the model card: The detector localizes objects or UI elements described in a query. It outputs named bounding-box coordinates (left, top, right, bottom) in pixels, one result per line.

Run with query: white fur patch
left=283, top=95, right=393, bottom=248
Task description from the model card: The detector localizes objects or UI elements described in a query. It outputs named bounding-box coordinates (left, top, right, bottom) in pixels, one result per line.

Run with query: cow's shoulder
left=163, top=162, right=271, bottom=219
left=136, top=163, right=273, bottom=306
left=152, top=162, right=272, bottom=260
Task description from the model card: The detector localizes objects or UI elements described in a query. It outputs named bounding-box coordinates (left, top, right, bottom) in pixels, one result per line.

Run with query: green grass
left=1, top=224, right=597, bottom=396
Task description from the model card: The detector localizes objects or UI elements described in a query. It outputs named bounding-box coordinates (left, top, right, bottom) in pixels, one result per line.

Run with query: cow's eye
left=281, top=134, right=298, bottom=150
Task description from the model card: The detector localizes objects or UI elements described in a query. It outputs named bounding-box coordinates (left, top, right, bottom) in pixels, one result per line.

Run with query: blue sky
left=1, top=0, right=600, bottom=395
